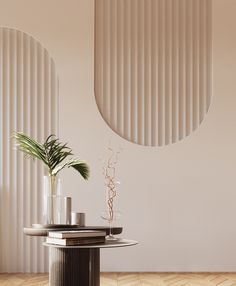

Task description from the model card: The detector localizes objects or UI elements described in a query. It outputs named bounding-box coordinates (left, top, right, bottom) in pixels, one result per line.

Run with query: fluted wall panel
left=95, top=0, right=212, bottom=146
left=0, top=27, right=59, bottom=272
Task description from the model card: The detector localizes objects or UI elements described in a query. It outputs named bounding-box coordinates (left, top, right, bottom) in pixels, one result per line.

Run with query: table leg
left=49, top=247, right=100, bottom=286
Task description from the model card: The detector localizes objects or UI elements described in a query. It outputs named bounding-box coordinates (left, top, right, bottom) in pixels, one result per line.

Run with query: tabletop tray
left=24, top=225, right=123, bottom=237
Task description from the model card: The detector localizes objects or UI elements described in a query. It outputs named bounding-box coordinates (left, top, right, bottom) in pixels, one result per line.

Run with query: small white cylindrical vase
left=71, top=212, right=85, bottom=226
left=65, top=197, right=72, bottom=225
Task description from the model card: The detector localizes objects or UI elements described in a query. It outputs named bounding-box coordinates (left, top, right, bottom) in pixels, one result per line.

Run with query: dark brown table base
left=44, top=240, right=137, bottom=286
left=49, top=247, right=100, bottom=286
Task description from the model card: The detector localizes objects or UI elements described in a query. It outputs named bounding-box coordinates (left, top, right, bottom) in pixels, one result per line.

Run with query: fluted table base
left=49, top=247, right=100, bottom=286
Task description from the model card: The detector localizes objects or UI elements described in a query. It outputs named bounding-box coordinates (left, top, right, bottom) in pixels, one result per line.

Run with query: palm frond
left=52, top=159, right=90, bottom=180
left=70, top=160, right=90, bottom=180
left=43, top=135, right=73, bottom=171
left=13, top=132, right=47, bottom=165
left=13, top=132, right=90, bottom=181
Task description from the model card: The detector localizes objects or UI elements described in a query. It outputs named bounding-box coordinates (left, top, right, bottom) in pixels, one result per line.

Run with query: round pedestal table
left=44, top=239, right=137, bottom=286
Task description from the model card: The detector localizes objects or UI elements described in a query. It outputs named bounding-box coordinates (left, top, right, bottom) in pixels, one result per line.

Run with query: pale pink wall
left=0, top=0, right=236, bottom=271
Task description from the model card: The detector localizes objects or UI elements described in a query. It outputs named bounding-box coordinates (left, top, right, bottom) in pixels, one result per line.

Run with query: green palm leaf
left=69, top=161, right=90, bottom=180
left=13, top=132, right=90, bottom=181
left=13, top=132, right=47, bottom=164
left=52, top=159, right=90, bottom=179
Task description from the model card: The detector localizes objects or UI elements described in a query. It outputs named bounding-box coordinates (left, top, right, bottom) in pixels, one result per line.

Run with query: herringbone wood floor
left=1, top=273, right=236, bottom=286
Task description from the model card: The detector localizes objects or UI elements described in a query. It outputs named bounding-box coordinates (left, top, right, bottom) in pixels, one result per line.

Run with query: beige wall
left=0, top=0, right=236, bottom=271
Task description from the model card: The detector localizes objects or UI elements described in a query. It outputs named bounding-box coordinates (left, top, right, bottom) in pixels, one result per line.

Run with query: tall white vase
left=43, top=175, right=62, bottom=225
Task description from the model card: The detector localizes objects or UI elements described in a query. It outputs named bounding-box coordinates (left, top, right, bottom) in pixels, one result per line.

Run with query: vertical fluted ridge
left=0, top=27, right=59, bottom=272
left=95, top=0, right=212, bottom=146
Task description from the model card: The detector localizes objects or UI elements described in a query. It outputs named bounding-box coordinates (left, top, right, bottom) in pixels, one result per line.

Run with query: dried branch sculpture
left=102, top=144, right=121, bottom=234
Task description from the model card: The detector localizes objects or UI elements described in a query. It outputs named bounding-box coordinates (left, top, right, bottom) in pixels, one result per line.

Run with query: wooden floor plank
left=1, top=273, right=236, bottom=286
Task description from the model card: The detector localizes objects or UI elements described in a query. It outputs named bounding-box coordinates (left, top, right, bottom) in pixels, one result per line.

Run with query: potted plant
left=13, top=132, right=89, bottom=225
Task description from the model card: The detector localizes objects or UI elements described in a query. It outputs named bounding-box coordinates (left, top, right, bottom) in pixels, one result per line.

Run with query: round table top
left=43, top=239, right=138, bottom=249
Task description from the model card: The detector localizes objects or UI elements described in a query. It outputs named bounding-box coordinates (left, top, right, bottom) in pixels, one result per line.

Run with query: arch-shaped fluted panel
left=95, top=0, right=212, bottom=146
left=0, top=27, right=59, bottom=272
